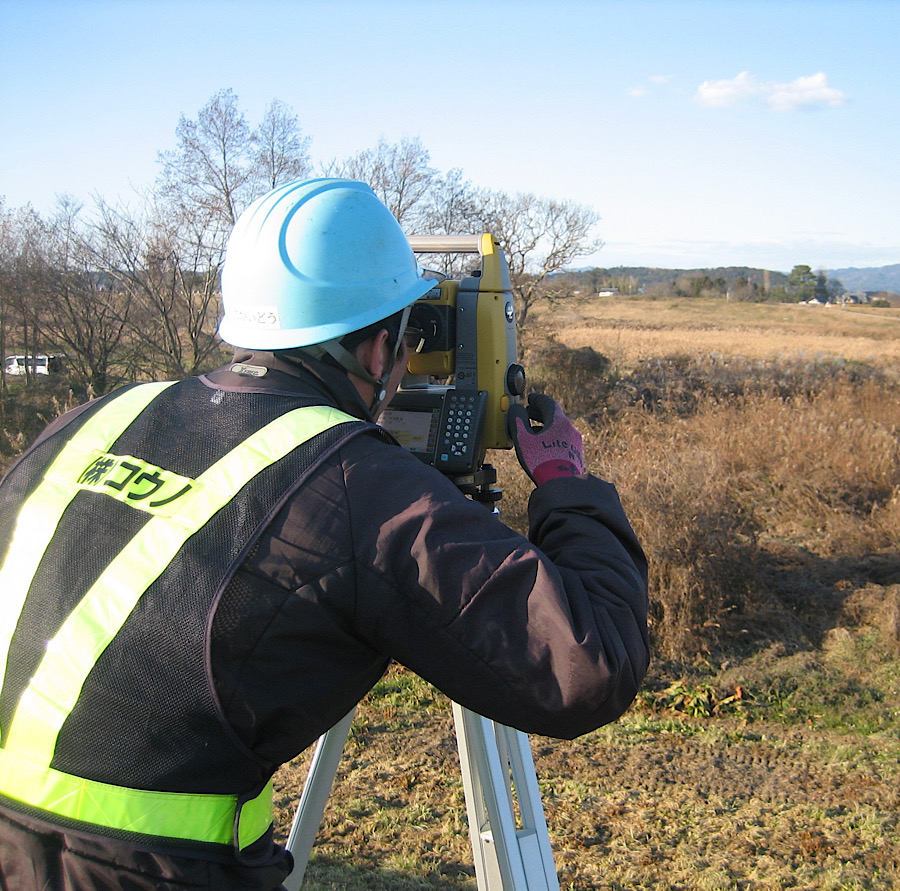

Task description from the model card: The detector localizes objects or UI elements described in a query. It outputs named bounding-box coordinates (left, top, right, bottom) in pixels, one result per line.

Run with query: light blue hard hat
left=219, top=178, right=433, bottom=350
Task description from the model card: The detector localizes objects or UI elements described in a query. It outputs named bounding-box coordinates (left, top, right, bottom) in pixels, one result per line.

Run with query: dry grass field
left=530, top=297, right=900, bottom=370
left=275, top=297, right=900, bottom=890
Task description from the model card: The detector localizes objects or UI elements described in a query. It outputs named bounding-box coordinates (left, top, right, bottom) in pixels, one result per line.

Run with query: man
left=0, top=178, right=648, bottom=889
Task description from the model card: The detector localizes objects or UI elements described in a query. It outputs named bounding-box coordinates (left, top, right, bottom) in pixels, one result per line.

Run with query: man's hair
left=274, top=308, right=406, bottom=375
left=338, top=308, right=405, bottom=354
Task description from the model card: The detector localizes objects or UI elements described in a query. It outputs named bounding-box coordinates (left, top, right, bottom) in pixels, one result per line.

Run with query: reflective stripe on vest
left=0, top=383, right=356, bottom=849
left=0, top=747, right=274, bottom=851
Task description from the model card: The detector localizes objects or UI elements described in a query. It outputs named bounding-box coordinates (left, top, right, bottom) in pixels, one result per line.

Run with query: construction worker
left=0, top=178, right=649, bottom=890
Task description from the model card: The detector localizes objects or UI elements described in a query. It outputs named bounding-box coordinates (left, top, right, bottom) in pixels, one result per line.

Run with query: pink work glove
left=507, top=394, right=585, bottom=485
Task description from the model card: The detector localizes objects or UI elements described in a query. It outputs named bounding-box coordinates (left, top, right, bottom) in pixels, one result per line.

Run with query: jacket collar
left=202, top=350, right=374, bottom=422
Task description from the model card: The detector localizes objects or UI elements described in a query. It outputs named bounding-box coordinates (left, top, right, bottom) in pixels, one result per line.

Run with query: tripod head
left=447, top=463, right=503, bottom=511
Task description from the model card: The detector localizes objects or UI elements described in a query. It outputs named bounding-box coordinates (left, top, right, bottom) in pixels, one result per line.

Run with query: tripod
left=283, top=468, right=560, bottom=890
left=283, top=703, right=559, bottom=891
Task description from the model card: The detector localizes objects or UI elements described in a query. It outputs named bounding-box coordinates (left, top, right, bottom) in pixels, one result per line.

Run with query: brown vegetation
left=523, top=298, right=900, bottom=665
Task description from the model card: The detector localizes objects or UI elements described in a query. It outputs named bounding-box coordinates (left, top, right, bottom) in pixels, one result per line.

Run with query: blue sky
left=1, top=0, right=898, bottom=273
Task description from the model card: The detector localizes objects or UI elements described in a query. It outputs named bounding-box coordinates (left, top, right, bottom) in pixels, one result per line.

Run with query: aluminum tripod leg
left=284, top=704, right=559, bottom=891
left=283, top=707, right=356, bottom=891
left=452, top=703, right=560, bottom=891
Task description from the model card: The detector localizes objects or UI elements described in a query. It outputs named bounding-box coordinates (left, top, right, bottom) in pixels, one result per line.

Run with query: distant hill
left=584, top=266, right=787, bottom=287
left=567, top=264, right=900, bottom=294
left=563, top=266, right=788, bottom=290
left=824, top=264, right=900, bottom=292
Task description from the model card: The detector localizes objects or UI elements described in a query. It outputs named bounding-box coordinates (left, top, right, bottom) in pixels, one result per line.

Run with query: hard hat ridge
left=218, top=178, right=433, bottom=350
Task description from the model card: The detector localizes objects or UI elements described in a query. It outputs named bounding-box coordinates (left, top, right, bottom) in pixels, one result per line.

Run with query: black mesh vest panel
left=0, top=379, right=381, bottom=800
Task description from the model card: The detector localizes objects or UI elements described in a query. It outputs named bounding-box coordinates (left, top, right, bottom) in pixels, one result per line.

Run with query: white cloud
left=628, top=74, right=674, bottom=98
left=695, top=71, right=847, bottom=111
left=696, top=71, right=760, bottom=107
left=766, top=72, right=846, bottom=111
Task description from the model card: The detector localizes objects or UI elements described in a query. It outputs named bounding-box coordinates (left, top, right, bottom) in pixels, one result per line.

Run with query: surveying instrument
left=283, top=236, right=560, bottom=891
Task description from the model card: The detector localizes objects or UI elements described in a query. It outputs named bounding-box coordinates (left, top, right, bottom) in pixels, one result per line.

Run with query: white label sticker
left=230, top=307, right=281, bottom=328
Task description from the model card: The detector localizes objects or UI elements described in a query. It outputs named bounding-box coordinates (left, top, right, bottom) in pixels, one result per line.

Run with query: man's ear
left=353, top=328, right=392, bottom=382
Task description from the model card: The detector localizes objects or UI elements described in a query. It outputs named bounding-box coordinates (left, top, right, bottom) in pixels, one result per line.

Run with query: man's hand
left=507, top=394, right=585, bottom=485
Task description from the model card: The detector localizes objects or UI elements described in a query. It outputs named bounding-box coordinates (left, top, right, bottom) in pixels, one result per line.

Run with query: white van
left=3, top=355, right=61, bottom=376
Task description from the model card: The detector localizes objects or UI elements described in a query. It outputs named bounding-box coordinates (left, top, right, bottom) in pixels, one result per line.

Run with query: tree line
left=559, top=263, right=849, bottom=303
left=0, top=89, right=601, bottom=396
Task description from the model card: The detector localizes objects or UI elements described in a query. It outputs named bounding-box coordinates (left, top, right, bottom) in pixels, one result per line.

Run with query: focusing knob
left=506, top=364, right=526, bottom=396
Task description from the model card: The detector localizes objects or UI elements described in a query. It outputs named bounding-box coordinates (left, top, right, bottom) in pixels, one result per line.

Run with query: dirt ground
left=272, top=664, right=900, bottom=890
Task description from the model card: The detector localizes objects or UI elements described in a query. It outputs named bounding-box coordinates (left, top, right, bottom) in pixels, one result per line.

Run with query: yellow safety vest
left=0, top=381, right=360, bottom=852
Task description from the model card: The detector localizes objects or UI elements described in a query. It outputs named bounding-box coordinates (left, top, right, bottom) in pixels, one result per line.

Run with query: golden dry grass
left=521, top=296, right=900, bottom=662
left=528, top=296, right=900, bottom=370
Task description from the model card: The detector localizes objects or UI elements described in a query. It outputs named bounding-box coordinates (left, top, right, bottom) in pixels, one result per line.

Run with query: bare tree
left=332, top=136, right=437, bottom=228
left=382, top=168, right=603, bottom=330
left=0, top=202, right=50, bottom=384
left=253, top=99, right=313, bottom=190
left=140, top=92, right=314, bottom=378
left=91, top=196, right=227, bottom=381
left=157, top=88, right=255, bottom=232
left=158, top=90, right=317, bottom=228
left=478, top=190, right=602, bottom=330
left=39, top=196, right=133, bottom=394
left=408, top=168, right=488, bottom=279
left=0, top=198, right=12, bottom=395
left=145, top=90, right=315, bottom=378
left=421, top=168, right=482, bottom=236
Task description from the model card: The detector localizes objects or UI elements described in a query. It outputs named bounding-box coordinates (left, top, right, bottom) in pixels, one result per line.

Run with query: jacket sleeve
left=346, top=444, right=650, bottom=740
